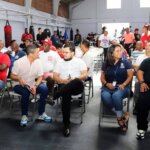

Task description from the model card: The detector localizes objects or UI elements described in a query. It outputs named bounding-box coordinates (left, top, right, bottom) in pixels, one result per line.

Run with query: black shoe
left=63, top=128, right=70, bottom=137
left=47, top=99, right=55, bottom=106
left=53, top=91, right=61, bottom=100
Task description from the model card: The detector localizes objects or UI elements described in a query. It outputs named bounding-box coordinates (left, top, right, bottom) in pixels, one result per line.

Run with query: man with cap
left=39, top=39, right=61, bottom=103
left=22, top=35, right=33, bottom=53
left=51, top=31, right=60, bottom=47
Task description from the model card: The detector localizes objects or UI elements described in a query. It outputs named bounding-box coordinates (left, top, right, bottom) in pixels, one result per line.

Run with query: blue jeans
left=101, top=86, right=130, bottom=117
left=0, top=80, right=6, bottom=91
left=14, top=83, right=49, bottom=116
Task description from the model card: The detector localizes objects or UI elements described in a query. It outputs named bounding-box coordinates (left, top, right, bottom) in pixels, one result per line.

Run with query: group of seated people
left=0, top=37, right=94, bottom=137
left=1, top=27, right=150, bottom=140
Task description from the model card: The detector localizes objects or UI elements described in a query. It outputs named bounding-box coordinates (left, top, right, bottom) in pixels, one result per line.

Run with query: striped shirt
left=131, top=50, right=145, bottom=65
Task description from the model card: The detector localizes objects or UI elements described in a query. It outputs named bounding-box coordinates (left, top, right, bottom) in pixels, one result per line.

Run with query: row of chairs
left=0, top=78, right=94, bottom=124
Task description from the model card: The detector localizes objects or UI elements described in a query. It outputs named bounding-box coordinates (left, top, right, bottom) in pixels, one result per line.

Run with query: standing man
left=123, top=27, right=135, bottom=56
left=10, top=44, right=51, bottom=126
left=36, top=27, right=43, bottom=45
left=74, top=29, right=82, bottom=46
left=53, top=42, right=87, bottom=137
left=51, top=31, right=60, bottom=47
left=98, top=30, right=112, bottom=60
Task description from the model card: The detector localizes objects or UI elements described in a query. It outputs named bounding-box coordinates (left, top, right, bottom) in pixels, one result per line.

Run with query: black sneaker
left=136, top=130, right=145, bottom=140
left=47, top=99, right=55, bottom=106
left=63, top=128, right=70, bottom=137
left=133, top=108, right=137, bottom=115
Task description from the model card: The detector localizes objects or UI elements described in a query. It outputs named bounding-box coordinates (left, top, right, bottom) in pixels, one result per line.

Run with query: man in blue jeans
left=10, top=44, right=52, bottom=126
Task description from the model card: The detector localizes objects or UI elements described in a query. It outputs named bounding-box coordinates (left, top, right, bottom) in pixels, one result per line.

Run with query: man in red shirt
left=0, top=52, right=10, bottom=90
left=141, top=25, right=150, bottom=49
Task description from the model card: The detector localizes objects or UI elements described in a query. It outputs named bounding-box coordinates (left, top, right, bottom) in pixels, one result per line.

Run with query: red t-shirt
left=0, top=53, right=11, bottom=81
left=141, top=34, right=150, bottom=48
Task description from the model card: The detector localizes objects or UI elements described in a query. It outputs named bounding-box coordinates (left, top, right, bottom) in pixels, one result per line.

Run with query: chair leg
left=31, top=95, right=38, bottom=121
left=91, top=79, right=94, bottom=98
left=99, top=100, right=103, bottom=126
left=87, top=81, right=91, bottom=104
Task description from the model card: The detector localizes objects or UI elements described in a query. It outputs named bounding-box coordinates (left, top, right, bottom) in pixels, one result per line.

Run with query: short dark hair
left=55, top=43, right=62, bottom=49
left=38, top=27, right=41, bottom=30
left=81, top=39, right=90, bottom=48
left=10, top=40, right=16, bottom=45
left=63, top=41, right=75, bottom=53
left=26, top=44, right=38, bottom=55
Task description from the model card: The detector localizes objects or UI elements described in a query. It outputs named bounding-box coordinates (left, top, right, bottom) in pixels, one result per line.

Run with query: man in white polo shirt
left=10, top=44, right=52, bottom=126
left=39, top=39, right=61, bottom=93
left=53, top=42, right=87, bottom=137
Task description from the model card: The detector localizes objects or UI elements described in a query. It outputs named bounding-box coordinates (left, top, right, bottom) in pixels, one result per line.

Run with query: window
left=140, top=0, right=150, bottom=8
left=107, top=0, right=121, bottom=9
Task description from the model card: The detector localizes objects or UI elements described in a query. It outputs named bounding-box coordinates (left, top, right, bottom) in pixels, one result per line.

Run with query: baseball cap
left=24, top=34, right=33, bottom=42
left=42, top=39, right=52, bottom=45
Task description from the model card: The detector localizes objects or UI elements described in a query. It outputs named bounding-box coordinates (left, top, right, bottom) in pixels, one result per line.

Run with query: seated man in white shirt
left=39, top=39, right=61, bottom=104
left=53, top=42, right=87, bottom=137
left=80, top=39, right=94, bottom=79
left=10, top=44, right=52, bottom=126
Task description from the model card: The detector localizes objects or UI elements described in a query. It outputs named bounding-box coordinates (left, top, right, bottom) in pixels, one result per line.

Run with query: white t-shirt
left=134, top=54, right=148, bottom=66
left=75, top=46, right=83, bottom=58
left=12, top=56, right=43, bottom=87
left=98, top=34, right=112, bottom=48
left=39, top=50, right=61, bottom=72
left=54, top=57, right=87, bottom=80
left=82, top=50, right=94, bottom=77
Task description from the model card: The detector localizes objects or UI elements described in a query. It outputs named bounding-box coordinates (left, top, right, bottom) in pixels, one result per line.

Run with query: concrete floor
left=0, top=73, right=150, bottom=150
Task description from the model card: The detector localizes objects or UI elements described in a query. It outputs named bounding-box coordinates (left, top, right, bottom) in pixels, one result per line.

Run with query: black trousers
left=56, top=79, right=84, bottom=128
left=124, top=43, right=132, bottom=56
left=137, top=90, right=150, bottom=131
left=103, top=48, right=108, bottom=61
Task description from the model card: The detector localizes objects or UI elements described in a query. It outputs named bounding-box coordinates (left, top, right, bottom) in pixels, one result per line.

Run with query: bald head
left=135, top=41, right=143, bottom=51
left=0, top=40, right=4, bottom=51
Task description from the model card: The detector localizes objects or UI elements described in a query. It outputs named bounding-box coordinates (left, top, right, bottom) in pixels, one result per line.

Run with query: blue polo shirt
left=102, top=59, right=132, bottom=84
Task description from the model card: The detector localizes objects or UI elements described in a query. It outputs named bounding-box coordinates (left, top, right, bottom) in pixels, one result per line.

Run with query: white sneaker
left=38, top=113, right=52, bottom=123
left=20, top=115, right=28, bottom=126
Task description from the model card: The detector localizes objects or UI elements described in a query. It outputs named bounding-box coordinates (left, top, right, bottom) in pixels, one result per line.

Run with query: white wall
left=0, top=0, right=71, bottom=45
left=71, top=0, right=150, bottom=37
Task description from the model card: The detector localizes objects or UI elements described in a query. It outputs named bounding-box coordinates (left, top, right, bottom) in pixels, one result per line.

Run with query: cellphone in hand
left=112, top=81, right=117, bottom=87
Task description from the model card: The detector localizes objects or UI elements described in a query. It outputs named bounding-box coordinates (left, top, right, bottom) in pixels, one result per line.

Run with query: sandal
left=117, top=118, right=127, bottom=132
left=122, top=112, right=129, bottom=123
